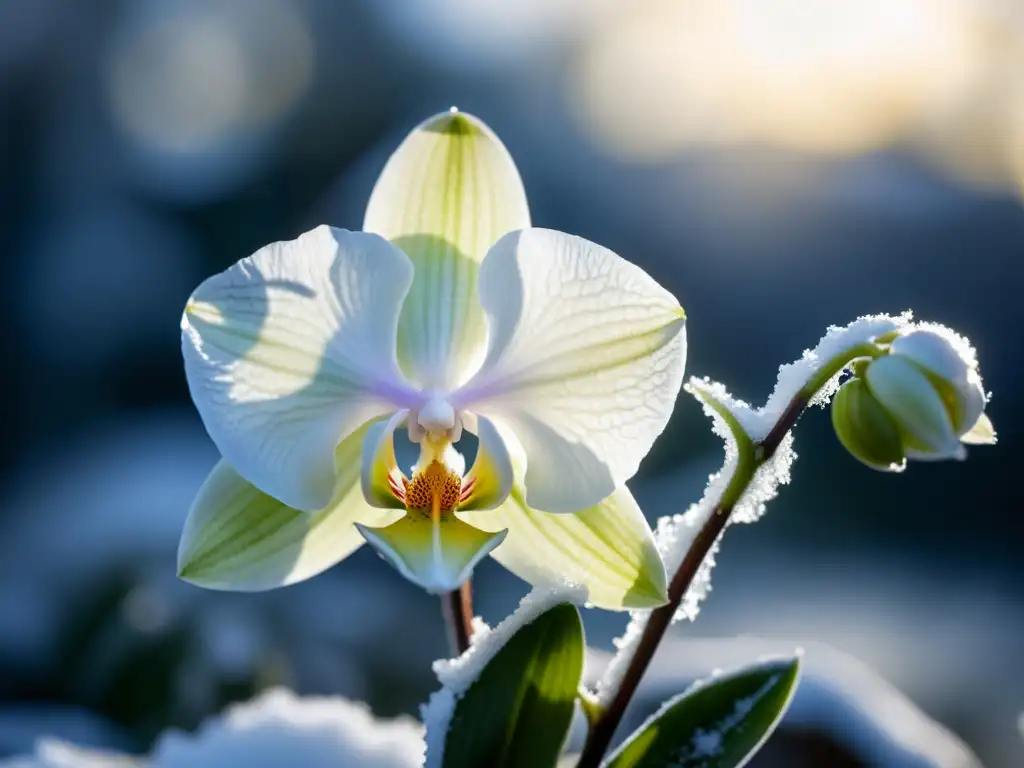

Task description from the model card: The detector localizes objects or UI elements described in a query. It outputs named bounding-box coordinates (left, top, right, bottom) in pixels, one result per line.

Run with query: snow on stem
left=576, top=313, right=911, bottom=768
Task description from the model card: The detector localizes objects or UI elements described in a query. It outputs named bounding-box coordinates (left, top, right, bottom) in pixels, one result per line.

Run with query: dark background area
left=0, top=1, right=1020, bottom=765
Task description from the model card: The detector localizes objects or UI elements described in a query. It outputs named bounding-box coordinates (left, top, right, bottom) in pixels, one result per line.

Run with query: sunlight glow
left=572, top=0, right=983, bottom=159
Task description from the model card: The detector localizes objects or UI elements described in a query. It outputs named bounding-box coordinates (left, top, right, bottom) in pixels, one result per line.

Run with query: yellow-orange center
left=404, top=460, right=462, bottom=519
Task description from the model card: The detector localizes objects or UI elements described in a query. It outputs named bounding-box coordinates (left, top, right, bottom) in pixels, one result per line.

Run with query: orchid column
left=176, top=110, right=684, bottom=612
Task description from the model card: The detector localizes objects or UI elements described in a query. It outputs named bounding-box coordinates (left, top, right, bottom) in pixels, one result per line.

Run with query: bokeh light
left=104, top=0, right=314, bottom=200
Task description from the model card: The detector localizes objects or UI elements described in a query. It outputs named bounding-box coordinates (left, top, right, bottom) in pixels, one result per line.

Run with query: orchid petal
left=865, top=355, right=964, bottom=460
left=459, top=484, right=667, bottom=610
left=361, top=410, right=409, bottom=510
left=178, top=428, right=400, bottom=591
left=961, top=412, right=997, bottom=445
left=943, top=370, right=987, bottom=437
left=890, top=329, right=973, bottom=385
left=461, top=228, right=686, bottom=513
left=363, top=110, right=530, bottom=390
left=458, top=414, right=514, bottom=511
left=356, top=515, right=507, bottom=593
left=182, top=226, right=417, bottom=512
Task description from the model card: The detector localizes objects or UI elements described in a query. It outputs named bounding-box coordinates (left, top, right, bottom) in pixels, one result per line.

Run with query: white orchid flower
left=177, top=111, right=685, bottom=607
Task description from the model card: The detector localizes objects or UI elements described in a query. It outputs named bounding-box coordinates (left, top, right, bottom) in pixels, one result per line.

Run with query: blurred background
left=0, top=0, right=1020, bottom=765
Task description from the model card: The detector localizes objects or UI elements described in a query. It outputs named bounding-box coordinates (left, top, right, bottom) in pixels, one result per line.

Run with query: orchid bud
left=834, top=326, right=995, bottom=469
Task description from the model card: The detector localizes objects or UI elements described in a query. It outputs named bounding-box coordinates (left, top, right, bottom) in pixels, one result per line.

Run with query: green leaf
left=604, top=655, right=801, bottom=768
left=442, top=603, right=584, bottom=768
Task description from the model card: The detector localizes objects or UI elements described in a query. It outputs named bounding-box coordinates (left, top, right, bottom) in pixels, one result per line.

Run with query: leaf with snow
left=421, top=586, right=587, bottom=768
left=603, top=655, right=801, bottom=768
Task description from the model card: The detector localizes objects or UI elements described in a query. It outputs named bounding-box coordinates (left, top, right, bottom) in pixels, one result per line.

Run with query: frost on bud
left=839, top=325, right=996, bottom=468
left=831, top=378, right=906, bottom=471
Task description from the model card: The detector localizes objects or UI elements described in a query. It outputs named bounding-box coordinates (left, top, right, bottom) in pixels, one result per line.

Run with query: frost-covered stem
left=441, top=581, right=474, bottom=656
left=576, top=344, right=879, bottom=768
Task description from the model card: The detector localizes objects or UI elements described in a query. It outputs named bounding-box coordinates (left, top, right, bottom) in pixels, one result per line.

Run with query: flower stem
left=576, top=344, right=877, bottom=767
left=441, top=580, right=474, bottom=656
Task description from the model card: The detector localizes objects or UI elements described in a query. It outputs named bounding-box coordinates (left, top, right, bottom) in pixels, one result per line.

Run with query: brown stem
left=576, top=392, right=810, bottom=767
left=441, top=580, right=474, bottom=656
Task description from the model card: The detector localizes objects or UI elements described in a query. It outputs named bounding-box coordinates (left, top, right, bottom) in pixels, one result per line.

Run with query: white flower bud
left=864, top=355, right=966, bottom=461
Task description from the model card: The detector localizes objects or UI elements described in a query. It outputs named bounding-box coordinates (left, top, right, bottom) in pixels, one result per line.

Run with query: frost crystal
left=759, top=311, right=913, bottom=434
left=677, top=672, right=783, bottom=762
left=421, top=584, right=588, bottom=768
left=597, top=383, right=794, bottom=705
left=598, top=314, right=912, bottom=707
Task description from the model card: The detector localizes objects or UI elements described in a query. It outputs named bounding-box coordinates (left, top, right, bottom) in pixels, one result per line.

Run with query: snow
left=152, top=688, right=423, bottom=768
left=597, top=313, right=913, bottom=707
left=690, top=728, right=723, bottom=758
left=597, top=379, right=794, bottom=705
left=757, top=311, right=913, bottom=436
left=0, top=741, right=141, bottom=767
left=912, top=321, right=978, bottom=372
left=685, top=671, right=783, bottom=759
left=0, top=689, right=424, bottom=768
left=420, top=584, right=588, bottom=768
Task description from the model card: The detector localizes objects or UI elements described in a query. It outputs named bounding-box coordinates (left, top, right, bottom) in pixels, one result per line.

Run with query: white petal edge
left=364, top=110, right=531, bottom=390
left=182, top=226, right=418, bottom=511
left=890, top=329, right=972, bottom=384
left=178, top=429, right=401, bottom=591
left=458, top=228, right=686, bottom=513
left=361, top=410, right=409, bottom=509
left=950, top=371, right=987, bottom=437
left=459, top=484, right=667, bottom=611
